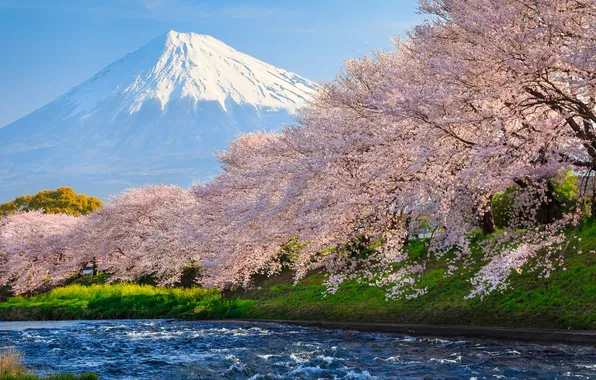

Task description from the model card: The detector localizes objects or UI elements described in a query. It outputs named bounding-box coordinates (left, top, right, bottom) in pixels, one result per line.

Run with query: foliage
left=276, top=239, right=305, bottom=271
left=0, top=187, right=102, bottom=217
left=177, top=265, right=202, bottom=288
left=551, top=171, right=580, bottom=211
left=492, top=189, right=516, bottom=230
left=0, top=283, right=233, bottom=320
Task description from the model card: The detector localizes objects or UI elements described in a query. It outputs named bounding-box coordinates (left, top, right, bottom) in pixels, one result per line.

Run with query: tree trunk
left=536, top=182, right=560, bottom=225
left=92, top=259, right=98, bottom=277
left=479, top=195, right=496, bottom=235
left=403, top=213, right=412, bottom=243
left=514, top=178, right=561, bottom=226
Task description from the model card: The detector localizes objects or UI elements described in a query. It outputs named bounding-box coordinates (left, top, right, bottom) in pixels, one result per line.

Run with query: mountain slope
left=0, top=31, right=317, bottom=201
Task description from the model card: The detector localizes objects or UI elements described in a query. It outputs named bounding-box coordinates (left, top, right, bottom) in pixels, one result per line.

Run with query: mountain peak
left=0, top=32, right=318, bottom=201
left=62, top=31, right=316, bottom=116
left=163, top=30, right=219, bottom=47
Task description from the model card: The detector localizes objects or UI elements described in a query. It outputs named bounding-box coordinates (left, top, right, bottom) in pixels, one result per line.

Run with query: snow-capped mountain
left=0, top=31, right=317, bottom=201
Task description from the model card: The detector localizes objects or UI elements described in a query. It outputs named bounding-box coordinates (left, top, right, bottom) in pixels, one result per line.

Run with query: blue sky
left=0, top=0, right=421, bottom=128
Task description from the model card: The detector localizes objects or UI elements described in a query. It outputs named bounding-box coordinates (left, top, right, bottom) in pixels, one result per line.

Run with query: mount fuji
left=0, top=31, right=317, bottom=201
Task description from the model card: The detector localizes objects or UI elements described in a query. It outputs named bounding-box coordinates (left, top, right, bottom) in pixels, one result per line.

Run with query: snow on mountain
left=0, top=31, right=318, bottom=201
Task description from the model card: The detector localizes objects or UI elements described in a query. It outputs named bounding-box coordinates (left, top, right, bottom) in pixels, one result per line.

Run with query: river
left=0, top=320, right=594, bottom=379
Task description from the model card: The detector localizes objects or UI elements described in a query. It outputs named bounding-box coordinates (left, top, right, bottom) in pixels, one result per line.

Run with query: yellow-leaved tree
left=0, top=187, right=103, bottom=216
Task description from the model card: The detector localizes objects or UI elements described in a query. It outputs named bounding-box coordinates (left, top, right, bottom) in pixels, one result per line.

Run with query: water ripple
left=0, top=320, right=594, bottom=379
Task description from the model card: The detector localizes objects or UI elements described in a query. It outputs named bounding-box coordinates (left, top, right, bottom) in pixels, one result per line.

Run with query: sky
left=0, top=0, right=422, bottom=128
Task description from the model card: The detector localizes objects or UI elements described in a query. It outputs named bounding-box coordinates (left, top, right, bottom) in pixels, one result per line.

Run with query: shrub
left=0, top=348, right=27, bottom=377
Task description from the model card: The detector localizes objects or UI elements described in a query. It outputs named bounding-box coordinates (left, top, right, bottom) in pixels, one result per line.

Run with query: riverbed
left=0, top=320, right=594, bottom=379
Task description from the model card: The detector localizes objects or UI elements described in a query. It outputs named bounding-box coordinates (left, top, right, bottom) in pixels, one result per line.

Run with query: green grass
left=228, top=221, right=596, bottom=330
left=0, top=283, right=236, bottom=321
left=0, top=222, right=594, bottom=330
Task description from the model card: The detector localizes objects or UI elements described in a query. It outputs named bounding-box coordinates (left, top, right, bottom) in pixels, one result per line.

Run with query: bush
left=0, top=348, right=27, bottom=377
left=0, top=283, right=233, bottom=321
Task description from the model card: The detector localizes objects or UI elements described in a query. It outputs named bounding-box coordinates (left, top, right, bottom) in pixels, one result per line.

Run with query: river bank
left=1, top=223, right=594, bottom=334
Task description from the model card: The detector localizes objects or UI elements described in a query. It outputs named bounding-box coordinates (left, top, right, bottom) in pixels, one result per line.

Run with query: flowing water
left=0, top=320, right=594, bottom=379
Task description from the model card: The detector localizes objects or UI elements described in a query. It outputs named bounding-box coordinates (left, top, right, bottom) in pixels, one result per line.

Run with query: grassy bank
left=0, top=223, right=594, bottom=330
left=230, top=253, right=595, bottom=329
left=0, top=284, right=232, bottom=321
left=0, top=348, right=97, bottom=380
left=230, top=221, right=596, bottom=330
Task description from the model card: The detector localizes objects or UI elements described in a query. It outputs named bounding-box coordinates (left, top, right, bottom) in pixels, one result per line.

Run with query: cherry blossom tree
left=3, top=0, right=594, bottom=299
left=193, top=0, right=595, bottom=297
left=68, top=185, right=201, bottom=286
left=375, top=0, right=595, bottom=295
left=191, top=57, right=427, bottom=292
left=0, top=211, right=82, bottom=293
left=385, top=0, right=595, bottom=206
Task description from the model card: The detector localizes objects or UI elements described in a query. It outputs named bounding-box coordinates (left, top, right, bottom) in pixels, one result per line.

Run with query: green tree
left=0, top=187, right=103, bottom=216
left=551, top=170, right=580, bottom=210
